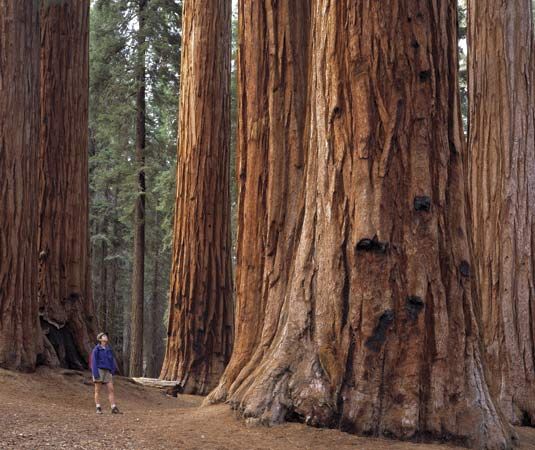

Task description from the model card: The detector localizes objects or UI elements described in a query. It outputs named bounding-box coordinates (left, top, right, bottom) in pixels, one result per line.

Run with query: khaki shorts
left=93, top=368, right=113, bottom=384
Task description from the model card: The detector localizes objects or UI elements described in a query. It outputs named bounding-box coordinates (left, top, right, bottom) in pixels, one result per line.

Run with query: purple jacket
left=90, top=345, right=116, bottom=378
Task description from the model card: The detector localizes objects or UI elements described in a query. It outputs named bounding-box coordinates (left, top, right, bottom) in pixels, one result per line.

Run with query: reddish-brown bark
left=207, top=0, right=310, bottom=405
left=0, top=0, right=42, bottom=371
left=467, top=0, right=535, bottom=426
left=39, top=0, right=97, bottom=369
left=160, top=0, right=234, bottom=394
left=208, top=1, right=515, bottom=448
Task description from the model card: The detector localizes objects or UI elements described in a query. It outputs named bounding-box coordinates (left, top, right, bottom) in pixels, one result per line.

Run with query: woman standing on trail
left=90, top=332, right=121, bottom=414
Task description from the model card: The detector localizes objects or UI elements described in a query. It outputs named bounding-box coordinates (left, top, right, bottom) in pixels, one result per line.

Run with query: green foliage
left=89, top=0, right=182, bottom=364
left=89, top=0, right=240, bottom=373
left=89, top=0, right=474, bottom=371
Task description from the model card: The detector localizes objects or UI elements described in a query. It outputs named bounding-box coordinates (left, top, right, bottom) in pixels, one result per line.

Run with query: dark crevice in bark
left=405, top=296, right=425, bottom=321
left=365, top=310, right=395, bottom=352
left=356, top=236, right=388, bottom=254
left=41, top=318, right=87, bottom=370
left=413, top=196, right=431, bottom=212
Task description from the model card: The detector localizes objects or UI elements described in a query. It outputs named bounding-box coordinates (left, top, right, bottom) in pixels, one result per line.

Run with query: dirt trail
left=0, top=368, right=533, bottom=450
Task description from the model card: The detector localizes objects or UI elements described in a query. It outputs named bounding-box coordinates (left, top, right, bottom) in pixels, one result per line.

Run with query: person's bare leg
left=94, top=383, right=101, bottom=406
left=107, top=381, right=116, bottom=407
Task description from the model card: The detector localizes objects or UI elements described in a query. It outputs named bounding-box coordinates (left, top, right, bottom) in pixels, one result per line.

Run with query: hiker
left=90, top=332, right=121, bottom=414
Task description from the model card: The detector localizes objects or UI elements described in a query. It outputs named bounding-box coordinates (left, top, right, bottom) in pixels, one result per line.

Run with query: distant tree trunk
left=129, top=0, right=147, bottom=377
left=107, top=257, right=115, bottom=332
left=0, top=0, right=42, bottom=371
left=108, top=191, right=119, bottom=339
left=108, top=236, right=119, bottom=366
left=147, top=212, right=163, bottom=378
left=207, top=0, right=310, bottom=404
left=122, top=306, right=131, bottom=375
left=98, top=230, right=108, bottom=332
left=109, top=187, right=123, bottom=371
left=91, top=219, right=107, bottom=334
left=39, top=0, right=96, bottom=370
left=467, top=0, right=535, bottom=425
left=160, top=0, right=233, bottom=394
left=208, top=1, right=515, bottom=448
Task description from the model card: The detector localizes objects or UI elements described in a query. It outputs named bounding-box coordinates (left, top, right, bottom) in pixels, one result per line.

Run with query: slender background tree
left=129, top=0, right=148, bottom=378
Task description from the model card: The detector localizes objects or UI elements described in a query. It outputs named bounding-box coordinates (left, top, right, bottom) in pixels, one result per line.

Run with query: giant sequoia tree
left=208, top=0, right=310, bottom=405
left=39, top=0, right=97, bottom=369
left=208, top=1, right=515, bottom=448
left=160, top=0, right=233, bottom=394
left=467, top=0, right=535, bottom=425
left=0, top=0, right=42, bottom=371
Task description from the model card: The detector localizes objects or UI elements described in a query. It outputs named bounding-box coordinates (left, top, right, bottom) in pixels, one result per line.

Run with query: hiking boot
left=111, top=406, right=122, bottom=414
left=96, top=406, right=103, bottom=414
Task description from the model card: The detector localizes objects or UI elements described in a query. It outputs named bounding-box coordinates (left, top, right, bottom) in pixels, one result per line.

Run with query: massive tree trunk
left=129, top=0, right=148, bottom=377
left=160, top=0, right=233, bottom=394
left=467, top=0, right=535, bottom=426
left=208, top=1, right=515, bottom=448
left=39, top=0, right=97, bottom=370
left=0, top=0, right=42, bottom=371
left=207, top=0, right=310, bottom=405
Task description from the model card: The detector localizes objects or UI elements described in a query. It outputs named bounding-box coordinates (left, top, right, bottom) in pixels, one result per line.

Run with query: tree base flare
left=209, top=350, right=517, bottom=450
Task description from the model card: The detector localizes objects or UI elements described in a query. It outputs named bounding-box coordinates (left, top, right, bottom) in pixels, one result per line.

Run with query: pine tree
left=129, top=0, right=148, bottom=378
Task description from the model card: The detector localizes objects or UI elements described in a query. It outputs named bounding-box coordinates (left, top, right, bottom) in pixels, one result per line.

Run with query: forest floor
left=0, top=368, right=534, bottom=450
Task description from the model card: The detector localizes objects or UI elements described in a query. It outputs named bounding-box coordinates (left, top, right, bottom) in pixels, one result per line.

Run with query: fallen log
left=131, top=377, right=183, bottom=396
left=131, top=377, right=179, bottom=388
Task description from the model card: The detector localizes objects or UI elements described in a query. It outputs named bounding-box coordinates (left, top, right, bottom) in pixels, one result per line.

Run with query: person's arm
left=90, top=348, right=99, bottom=378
